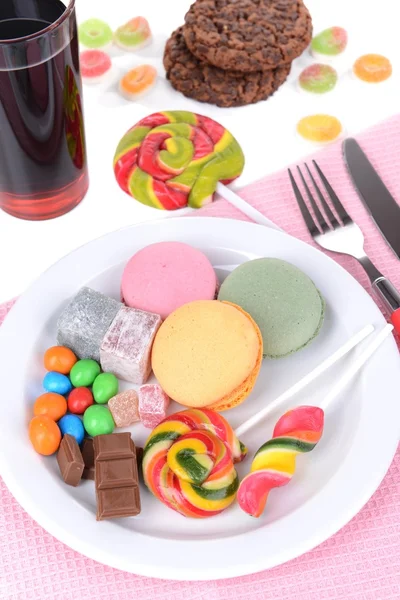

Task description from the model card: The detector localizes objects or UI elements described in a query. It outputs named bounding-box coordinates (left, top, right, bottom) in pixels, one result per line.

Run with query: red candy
left=68, top=387, right=94, bottom=414
left=44, top=346, right=77, bottom=374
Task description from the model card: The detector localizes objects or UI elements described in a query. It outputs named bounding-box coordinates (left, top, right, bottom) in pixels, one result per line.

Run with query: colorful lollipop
left=142, top=408, right=247, bottom=518
left=113, top=111, right=245, bottom=210
left=237, top=406, right=324, bottom=517
left=114, top=17, right=152, bottom=51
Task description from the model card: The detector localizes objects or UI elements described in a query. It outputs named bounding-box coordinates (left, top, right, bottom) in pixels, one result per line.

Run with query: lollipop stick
left=319, top=324, right=393, bottom=411
left=234, top=324, right=374, bottom=437
left=217, top=183, right=281, bottom=230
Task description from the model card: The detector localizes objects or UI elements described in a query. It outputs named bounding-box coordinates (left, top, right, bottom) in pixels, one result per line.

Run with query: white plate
left=0, top=217, right=399, bottom=581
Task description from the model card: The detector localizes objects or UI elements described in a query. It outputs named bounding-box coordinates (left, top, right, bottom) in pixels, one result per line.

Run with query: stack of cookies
left=164, top=0, right=312, bottom=108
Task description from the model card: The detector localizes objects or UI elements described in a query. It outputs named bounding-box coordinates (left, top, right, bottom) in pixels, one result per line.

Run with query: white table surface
left=0, top=0, right=398, bottom=302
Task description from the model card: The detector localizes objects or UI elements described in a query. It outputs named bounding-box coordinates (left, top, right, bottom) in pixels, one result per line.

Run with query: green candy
left=92, top=373, right=119, bottom=404
left=83, top=405, right=115, bottom=437
left=78, top=18, right=113, bottom=49
left=70, top=359, right=100, bottom=387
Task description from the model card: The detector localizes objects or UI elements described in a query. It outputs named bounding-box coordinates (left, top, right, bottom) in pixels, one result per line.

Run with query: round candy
left=43, top=371, right=72, bottom=395
left=298, top=64, right=338, bottom=94
left=311, top=27, right=348, bottom=59
left=119, top=65, right=157, bottom=100
left=143, top=408, right=247, bottom=518
left=58, top=414, right=85, bottom=445
left=29, top=416, right=61, bottom=455
left=78, top=18, right=113, bottom=50
left=80, top=50, right=112, bottom=84
left=70, top=359, right=101, bottom=387
left=296, top=114, right=343, bottom=144
left=92, top=373, right=119, bottom=404
left=121, top=242, right=218, bottom=320
left=83, top=405, right=115, bottom=437
left=33, top=393, right=68, bottom=421
left=113, top=111, right=245, bottom=210
left=353, top=54, right=392, bottom=83
left=68, top=387, right=94, bottom=415
left=44, top=346, right=77, bottom=374
left=114, top=17, right=152, bottom=51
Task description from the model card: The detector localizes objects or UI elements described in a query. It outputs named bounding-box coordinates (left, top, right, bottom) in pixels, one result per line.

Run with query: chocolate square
left=57, top=434, right=84, bottom=487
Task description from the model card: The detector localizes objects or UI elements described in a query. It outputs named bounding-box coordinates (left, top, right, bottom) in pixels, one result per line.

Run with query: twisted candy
left=113, top=111, right=245, bottom=210
left=143, top=408, right=247, bottom=518
left=237, top=406, right=324, bottom=517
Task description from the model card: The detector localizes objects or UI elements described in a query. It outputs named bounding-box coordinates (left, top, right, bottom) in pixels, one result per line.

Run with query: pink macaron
left=121, top=242, right=218, bottom=320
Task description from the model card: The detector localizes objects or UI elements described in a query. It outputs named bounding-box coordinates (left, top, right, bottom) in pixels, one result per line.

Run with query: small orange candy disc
left=297, top=114, right=343, bottom=144
left=29, top=415, right=61, bottom=455
left=353, top=54, right=392, bottom=83
left=44, top=346, right=77, bottom=374
left=119, top=65, right=157, bottom=99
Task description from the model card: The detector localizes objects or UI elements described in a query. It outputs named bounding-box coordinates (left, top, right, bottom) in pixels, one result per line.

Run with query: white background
left=0, top=0, right=398, bottom=302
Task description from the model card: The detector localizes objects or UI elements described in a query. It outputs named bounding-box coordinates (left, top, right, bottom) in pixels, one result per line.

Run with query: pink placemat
left=1, top=116, right=400, bottom=600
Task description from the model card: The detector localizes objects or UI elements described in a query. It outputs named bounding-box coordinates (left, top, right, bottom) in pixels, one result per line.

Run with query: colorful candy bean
left=68, top=387, right=94, bottom=415
left=29, top=416, right=61, bottom=455
left=92, top=373, right=119, bottom=404
left=43, top=372, right=72, bottom=395
left=58, top=414, right=85, bottom=445
left=83, top=405, right=115, bottom=437
left=44, top=346, right=77, bottom=374
left=33, top=393, right=68, bottom=421
left=70, top=359, right=101, bottom=387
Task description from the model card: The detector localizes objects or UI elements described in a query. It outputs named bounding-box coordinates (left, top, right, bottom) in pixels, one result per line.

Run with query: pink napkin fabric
left=1, top=116, right=400, bottom=600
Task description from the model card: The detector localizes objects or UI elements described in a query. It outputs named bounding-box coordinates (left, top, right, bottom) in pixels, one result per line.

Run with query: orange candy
left=29, top=415, right=61, bottom=455
left=119, top=65, right=157, bottom=99
left=44, top=346, right=77, bottom=374
left=297, top=114, right=343, bottom=144
left=353, top=54, right=392, bottom=83
left=33, top=392, right=68, bottom=421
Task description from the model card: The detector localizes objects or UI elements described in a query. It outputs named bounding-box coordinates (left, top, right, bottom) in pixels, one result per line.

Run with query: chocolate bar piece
left=57, top=287, right=122, bottom=361
left=57, top=434, right=84, bottom=487
left=94, top=433, right=141, bottom=520
left=81, top=438, right=95, bottom=480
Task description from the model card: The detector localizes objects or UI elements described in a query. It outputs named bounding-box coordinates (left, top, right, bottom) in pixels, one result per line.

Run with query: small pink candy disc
left=80, top=50, right=112, bottom=84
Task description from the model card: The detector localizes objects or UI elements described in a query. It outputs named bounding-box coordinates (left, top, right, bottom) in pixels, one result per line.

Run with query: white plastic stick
left=217, top=183, right=281, bottom=230
left=319, top=324, right=393, bottom=411
left=234, top=324, right=374, bottom=437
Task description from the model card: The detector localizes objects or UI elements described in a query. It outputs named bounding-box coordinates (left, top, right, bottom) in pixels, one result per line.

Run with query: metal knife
left=343, top=138, right=400, bottom=259
left=343, top=138, right=400, bottom=332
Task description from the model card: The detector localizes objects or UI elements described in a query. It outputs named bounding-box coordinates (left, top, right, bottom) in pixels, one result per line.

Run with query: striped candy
left=113, top=111, right=245, bottom=210
left=143, top=408, right=247, bottom=518
left=237, top=406, right=324, bottom=517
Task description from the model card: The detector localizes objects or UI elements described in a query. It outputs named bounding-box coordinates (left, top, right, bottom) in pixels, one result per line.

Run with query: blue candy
left=58, top=414, right=85, bottom=445
left=43, top=371, right=72, bottom=395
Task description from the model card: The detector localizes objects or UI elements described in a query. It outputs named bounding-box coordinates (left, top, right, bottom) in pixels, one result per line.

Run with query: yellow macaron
left=151, top=300, right=263, bottom=411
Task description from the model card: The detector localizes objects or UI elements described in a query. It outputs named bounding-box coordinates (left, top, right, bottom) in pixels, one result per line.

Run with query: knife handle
left=372, top=277, right=400, bottom=334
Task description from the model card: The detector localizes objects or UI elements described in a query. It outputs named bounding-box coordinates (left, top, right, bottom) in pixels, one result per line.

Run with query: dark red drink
left=0, top=0, right=88, bottom=220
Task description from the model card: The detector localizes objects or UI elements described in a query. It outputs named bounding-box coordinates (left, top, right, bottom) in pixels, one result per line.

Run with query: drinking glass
left=0, top=0, right=89, bottom=220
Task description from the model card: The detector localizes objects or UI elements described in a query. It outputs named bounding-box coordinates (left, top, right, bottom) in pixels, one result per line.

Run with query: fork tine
left=312, top=160, right=352, bottom=225
left=304, top=164, right=340, bottom=228
left=288, top=169, right=320, bottom=237
left=296, top=166, right=329, bottom=232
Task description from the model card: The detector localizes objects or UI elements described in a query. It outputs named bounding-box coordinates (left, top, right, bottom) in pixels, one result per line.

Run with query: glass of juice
left=0, top=0, right=89, bottom=220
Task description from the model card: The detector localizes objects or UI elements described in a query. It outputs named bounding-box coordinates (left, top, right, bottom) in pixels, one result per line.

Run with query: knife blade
left=343, top=138, right=400, bottom=259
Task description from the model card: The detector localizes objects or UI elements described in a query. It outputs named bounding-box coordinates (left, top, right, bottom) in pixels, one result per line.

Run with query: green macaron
left=218, top=258, right=325, bottom=358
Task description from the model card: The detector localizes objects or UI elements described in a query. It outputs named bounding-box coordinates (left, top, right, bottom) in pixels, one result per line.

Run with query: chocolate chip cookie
left=164, top=27, right=291, bottom=107
left=183, top=0, right=312, bottom=72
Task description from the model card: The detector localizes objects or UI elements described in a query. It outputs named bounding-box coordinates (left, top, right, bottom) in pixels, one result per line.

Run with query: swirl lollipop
left=113, top=111, right=245, bottom=210
left=143, top=408, right=247, bottom=518
left=237, top=406, right=324, bottom=517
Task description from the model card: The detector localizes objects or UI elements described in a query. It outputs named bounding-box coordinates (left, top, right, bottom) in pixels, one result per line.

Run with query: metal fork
left=288, top=160, right=400, bottom=334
